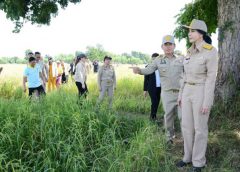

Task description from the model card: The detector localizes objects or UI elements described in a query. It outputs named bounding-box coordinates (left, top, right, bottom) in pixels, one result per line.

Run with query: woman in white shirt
left=74, top=54, right=88, bottom=98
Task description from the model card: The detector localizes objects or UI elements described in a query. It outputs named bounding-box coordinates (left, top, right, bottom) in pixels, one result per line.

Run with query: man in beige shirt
left=97, top=56, right=116, bottom=108
left=131, top=35, right=184, bottom=143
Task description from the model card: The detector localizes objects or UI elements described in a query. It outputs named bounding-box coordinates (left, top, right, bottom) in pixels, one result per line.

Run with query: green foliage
left=0, top=0, right=81, bottom=32
left=174, top=0, right=218, bottom=47
left=85, top=44, right=150, bottom=64
left=0, top=57, right=26, bottom=64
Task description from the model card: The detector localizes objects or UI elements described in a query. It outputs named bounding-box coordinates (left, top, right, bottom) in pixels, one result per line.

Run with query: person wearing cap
left=130, top=35, right=184, bottom=143
left=46, top=57, right=58, bottom=92
left=143, top=53, right=161, bottom=121
left=74, top=54, right=88, bottom=99
left=176, top=19, right=218, bottom=172
left=23, top=57, right=46, bottom=98
left=97, top=56, right=116, bottom=108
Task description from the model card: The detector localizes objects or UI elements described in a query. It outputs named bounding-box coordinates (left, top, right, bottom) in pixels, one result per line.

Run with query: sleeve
left=143, top=74, right=149, bottom=91
left=178, top=71, right=186, bottom=100
left=203, top=48, right=219, bottom=108
left=97, top=66, right=103, bottom=88
left=113, top=68, right=116, bottom=88
left=178, top=57, right=185, bottom=99
left=23, top=68, right=28, bottom=77
left=140, top=59, right=158, bottom=75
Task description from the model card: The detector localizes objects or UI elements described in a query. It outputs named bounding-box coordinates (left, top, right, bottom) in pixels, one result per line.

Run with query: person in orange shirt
left=46, top=57, right=58, bottom=91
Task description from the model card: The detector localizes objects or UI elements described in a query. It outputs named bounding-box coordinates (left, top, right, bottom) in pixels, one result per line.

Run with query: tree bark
left=216, top=0, right=240, bottom=101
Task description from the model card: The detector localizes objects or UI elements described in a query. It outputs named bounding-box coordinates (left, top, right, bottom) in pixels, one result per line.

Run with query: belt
left=171, top=89, right=179, bottom=93
left=186, top=82, right=204, bottom=85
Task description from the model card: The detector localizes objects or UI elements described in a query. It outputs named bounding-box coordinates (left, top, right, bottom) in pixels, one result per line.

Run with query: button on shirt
left=24, top=66, right=41, bottom=88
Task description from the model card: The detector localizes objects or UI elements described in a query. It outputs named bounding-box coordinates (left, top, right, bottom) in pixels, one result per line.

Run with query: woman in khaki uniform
left=97, top=56, right=116, bottom=108
left=176, top=19, right=218, bottom=172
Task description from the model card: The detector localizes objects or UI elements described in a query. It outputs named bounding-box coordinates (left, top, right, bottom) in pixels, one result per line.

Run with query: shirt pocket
left=194, top=57, right=207, bottom=74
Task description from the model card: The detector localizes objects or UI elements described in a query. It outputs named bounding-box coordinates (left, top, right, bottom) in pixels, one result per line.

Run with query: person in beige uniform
left=97, top=56, right=116, bottom=108
left=130, top=35, right=184, bottom=143
left=176, top=19, right=218, bottom=172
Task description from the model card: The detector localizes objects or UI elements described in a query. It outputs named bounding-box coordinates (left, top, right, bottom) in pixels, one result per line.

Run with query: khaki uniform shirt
left=98, top=65, right=116, bottom=88
left=140, top=55, right=184, bottom=91
left=179, top=41, right=218, bottom=107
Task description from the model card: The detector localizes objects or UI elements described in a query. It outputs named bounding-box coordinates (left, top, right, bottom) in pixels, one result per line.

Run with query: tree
left=174, top=0, right=240, bottom=103
left=0, top=0, right=81, bottom=32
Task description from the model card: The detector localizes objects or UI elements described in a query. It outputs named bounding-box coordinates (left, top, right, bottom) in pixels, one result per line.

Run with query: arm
left=97, top=66, right=103, bottom=90
left=143, top=74, right=150, bottom=91
left=203, top=48, right=218, bottom=109
left=140, top=60, right=158, bottom=75
left=113, top=68, right=116, bottom=89
left=23, top=76, right=27, bottom=92
left=39, top=71, right=46, bottom=85
left=130, top=60, right=158, bottom=75
left=178, top=71, right=186, bottom=107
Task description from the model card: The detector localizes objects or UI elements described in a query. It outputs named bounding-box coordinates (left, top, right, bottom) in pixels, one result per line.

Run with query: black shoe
left=188, top=166, right=204, bottom=172
left=176, top=160, right=191, bottom=168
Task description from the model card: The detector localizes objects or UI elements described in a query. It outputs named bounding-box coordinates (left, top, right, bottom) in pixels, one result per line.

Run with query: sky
left=0, top=0, right=218, bottom=58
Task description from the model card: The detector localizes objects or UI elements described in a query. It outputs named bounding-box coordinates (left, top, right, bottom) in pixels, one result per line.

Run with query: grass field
left=0, top=64, right=239, bottom=172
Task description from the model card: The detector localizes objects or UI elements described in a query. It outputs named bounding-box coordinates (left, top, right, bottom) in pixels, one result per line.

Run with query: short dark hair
left=104, top=56, right=112, bottom=61
left=151, top=53, right=159, bottom=58
left=29, top=57, right=36, bottom=62
left=28, top=52, right=34, bottom=55
left=35, top=52, right=41, bottom=55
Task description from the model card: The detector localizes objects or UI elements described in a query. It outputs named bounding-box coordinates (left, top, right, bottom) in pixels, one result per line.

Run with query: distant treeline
left=0, top=45, right=151, bottom=64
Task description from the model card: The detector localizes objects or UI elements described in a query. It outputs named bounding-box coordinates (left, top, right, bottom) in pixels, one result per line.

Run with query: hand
left=82, top=84, right=85, bottom=89
left=201, top=107, right=209, bottom=114
left=177, top=98, right=182, bottom=108
left=143, top=91, right=148, bottom=97
left=129, top=67, right=141, bottom=74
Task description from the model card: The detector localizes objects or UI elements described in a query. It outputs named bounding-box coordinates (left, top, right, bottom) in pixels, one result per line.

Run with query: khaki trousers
left=182, top=84, right=209, bottom=167
left=98, top=82, right=114, bottom=108
left=161, top=90, right=182, bottom=141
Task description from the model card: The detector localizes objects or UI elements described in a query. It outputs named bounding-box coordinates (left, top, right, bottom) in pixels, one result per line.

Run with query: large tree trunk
left=216, top=0, right=240, bottom=101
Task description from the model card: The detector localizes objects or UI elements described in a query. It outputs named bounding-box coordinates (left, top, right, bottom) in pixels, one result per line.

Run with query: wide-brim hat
left=182, top=19, right=208, bottom=33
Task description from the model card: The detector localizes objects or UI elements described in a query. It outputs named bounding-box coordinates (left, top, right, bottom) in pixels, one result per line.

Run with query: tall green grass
left=0, top=78, right=170, bottom=171
left=0, top=77, right=239, bottom=171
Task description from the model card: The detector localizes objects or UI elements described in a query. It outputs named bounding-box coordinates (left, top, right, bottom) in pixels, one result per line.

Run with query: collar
left=188, top=41, right=206, bottom=54
left=163, top=54, right=176, bottom=59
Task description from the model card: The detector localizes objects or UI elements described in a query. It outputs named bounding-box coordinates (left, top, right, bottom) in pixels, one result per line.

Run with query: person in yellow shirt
left=46, top=57, right=58, bottom=91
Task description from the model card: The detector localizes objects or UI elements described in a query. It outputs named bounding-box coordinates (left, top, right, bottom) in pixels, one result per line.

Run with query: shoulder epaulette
left=203, top=43, right=213, bottom=50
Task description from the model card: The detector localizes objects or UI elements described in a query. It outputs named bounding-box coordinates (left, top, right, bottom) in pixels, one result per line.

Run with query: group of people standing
left=132, top=19, right=218, bottom=172
left=23, top=52, right=69, bottom=97
left=21, top=18, right=218, bottom=172
left=23, top=51, right=117, bottom=108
